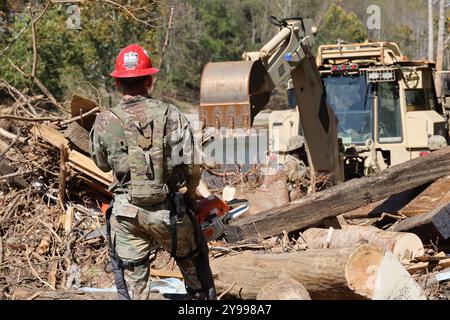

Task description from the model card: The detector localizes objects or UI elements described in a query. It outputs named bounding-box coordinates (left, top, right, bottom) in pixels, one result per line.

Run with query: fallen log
left=231, top=147, right=450, bottom=240
left=393, top=203, right=450, bottom=243
left=344, top=187, right=427, bottom=220
left=302, top=226, right=424, bottom=263
left=211, top=245, right=426, bottom=300
left=256, top=277, right=311, bottom=300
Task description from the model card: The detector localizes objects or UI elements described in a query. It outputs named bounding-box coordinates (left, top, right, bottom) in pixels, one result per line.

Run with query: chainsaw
left=194, top=195, right=249, bottom=242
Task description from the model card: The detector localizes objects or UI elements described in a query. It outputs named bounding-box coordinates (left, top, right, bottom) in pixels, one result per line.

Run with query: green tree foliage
left=156, top=0, right=257, bottom=102
left=0, top=0, right=8, bottom=14
left=0, top=0, right=437, bottom=107
left=316, top=3, right=367, bottom=46
left=0, top=1, right=159, bottom=102
left=0, top=2, right=8, bottom=46
left=390, top=25, right=416, bottom=59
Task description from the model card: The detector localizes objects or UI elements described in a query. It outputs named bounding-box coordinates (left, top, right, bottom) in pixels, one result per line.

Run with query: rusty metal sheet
left=199, top=103, right=251, bottom=129
left=200, top=61, right=255, bottom=106
left=199, top=61, right=270, bottom=129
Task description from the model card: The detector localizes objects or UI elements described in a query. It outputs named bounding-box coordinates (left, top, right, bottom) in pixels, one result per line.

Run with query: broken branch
left=0, top=115, right=64, bottom=122
left=25, top=246, right=56, bottom=291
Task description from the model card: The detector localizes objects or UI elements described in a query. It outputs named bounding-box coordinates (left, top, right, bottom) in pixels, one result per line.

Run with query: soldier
left=90, top=44, right=217, bottom=300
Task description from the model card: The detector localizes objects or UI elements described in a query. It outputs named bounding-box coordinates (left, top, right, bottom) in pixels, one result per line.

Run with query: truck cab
left=317, top=42, right=449, bottom=179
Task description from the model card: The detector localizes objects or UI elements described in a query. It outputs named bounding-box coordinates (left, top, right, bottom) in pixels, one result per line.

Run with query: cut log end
left=256, top=278, right=311, bottom=300
left=392, top=234, right=425, bottom=263
left=345, top=245, right=384, bottom=299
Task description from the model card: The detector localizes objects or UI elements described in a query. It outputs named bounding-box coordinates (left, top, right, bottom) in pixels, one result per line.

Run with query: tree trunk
left=435, top=0, right=446, bottom=96
left=302, top=226, right=424, bottom=264
left=428, top=0, right=434, bottom=61
left=211, top=245, right=426, bottom=300
left=231, top=147, right=450, bottom=241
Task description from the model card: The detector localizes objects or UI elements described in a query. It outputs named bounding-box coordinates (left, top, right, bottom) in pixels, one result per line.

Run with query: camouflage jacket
left=90, top=95, right=200, bottom=199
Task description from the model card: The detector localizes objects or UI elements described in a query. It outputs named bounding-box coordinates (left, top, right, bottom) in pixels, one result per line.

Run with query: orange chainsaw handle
left=193, top=196, right=230, bottom=224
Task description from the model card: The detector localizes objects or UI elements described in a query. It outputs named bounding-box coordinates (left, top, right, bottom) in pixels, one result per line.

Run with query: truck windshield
left=323, top=75, right=374, bottom=145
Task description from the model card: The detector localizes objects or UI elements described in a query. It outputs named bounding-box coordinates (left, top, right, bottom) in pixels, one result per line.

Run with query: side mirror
left=311, top=26, right=318, bottom=37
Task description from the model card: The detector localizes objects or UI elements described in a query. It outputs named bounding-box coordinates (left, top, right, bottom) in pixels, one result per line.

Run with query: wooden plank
left=78, top=176, right=113, bottom=198
left=393, top=203, right=450, bottom=242
left=400, top=176, right=450, bottom=217
left=31, top=124, right=112, bottom=186
left=231, top=147, right=450, bottom=241
left=68, top=150, right=113, bottom=186
left=405, top=258, right=450, bottom=274
left=31, top=124, right=69, bottom=149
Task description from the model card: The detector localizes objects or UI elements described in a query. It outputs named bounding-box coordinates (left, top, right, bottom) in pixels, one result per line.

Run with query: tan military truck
left=317, top=41, right=449, bottom=179
left=200, top=16, right=344, bottom=184
left=199, top=16, right=449, bottom=184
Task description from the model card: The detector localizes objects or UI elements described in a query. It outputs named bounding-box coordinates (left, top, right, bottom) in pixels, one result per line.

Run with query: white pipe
left=260, top=27, right=291, bottom=58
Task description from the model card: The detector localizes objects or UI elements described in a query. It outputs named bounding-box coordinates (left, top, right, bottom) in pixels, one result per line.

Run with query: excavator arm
left=199, top=16, right=343, bottom=184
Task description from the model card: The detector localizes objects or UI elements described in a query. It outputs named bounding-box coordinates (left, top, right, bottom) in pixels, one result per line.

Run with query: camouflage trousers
left=109, top=194, right=204, bottom=300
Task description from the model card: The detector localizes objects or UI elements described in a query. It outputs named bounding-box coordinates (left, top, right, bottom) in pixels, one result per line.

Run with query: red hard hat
left=111, top=44, right=159, bottom=78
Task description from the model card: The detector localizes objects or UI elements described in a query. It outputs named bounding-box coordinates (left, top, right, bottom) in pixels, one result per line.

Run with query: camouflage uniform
left=91, top=95, right=215, bottom=300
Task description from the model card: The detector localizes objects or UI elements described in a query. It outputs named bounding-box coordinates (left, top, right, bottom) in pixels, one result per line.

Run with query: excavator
left=194, top=16, right=344, bottom=241
left=199, top=16, right=344, bottom=185
left=200, top=17, right=450, bottom=183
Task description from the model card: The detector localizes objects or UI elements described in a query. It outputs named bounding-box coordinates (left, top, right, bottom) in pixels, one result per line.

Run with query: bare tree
left=435, top=0, right=446, bottom=96
left=428, top=0, right=434, bottom=61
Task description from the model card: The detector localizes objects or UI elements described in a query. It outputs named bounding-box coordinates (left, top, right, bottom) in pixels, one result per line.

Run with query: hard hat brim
left=110, top=67, right=160, bottom=78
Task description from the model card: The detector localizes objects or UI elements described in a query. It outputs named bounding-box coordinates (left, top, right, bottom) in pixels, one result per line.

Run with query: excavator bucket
left=291, top=49, right=344, bottom=184
left=199, top=60, right=271, bottom=129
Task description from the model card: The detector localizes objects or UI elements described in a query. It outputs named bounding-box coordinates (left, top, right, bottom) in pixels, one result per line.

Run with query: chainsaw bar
left=226, top=199, right=250, bottom=221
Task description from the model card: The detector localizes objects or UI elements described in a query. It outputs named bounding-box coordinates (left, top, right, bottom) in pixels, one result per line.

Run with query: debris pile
left=0, top=94, right=178, bottom=300
left=0, top=92, right=449, bottom=300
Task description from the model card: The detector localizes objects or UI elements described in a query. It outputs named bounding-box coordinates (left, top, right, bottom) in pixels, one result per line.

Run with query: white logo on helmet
left=124, top=52, right=139, bottom=69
